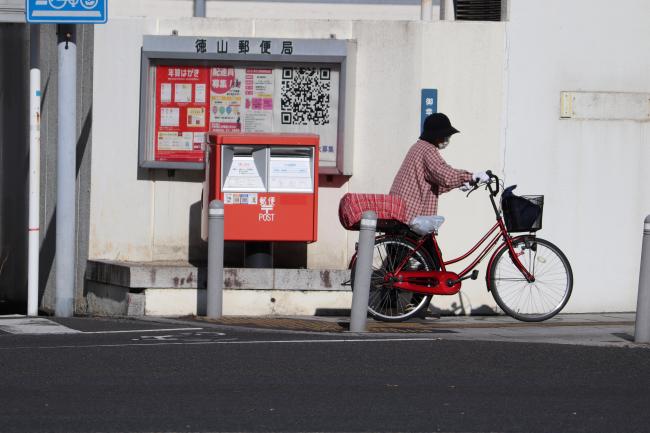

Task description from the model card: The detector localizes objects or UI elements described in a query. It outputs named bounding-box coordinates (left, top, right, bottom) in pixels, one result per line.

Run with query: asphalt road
left=0, top=317, right=649, bottom=433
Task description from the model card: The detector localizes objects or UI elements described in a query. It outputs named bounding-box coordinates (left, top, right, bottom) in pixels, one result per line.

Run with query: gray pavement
left=188, top=312, right=641, bottom=348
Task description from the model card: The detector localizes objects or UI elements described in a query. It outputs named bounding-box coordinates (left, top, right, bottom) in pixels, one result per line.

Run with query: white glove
left=459, top=182, right=472, bottom=192
left=472, top=171, right=490, bottom=184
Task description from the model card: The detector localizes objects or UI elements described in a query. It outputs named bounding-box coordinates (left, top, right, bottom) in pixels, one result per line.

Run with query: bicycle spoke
left=356, top=237, right=434, bottom=321
left=491, top=238, right=572, bottom=321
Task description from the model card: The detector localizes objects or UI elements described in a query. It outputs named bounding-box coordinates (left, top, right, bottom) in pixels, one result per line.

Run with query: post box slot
left=221, top=146, right=267, bottom=192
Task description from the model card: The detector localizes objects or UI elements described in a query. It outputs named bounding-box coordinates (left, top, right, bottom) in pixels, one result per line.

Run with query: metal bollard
left=350, top=211, right=377, bottom=333
left=207, top=200, right=224, bottom=318
left=635, top=215, right=650, bottom=343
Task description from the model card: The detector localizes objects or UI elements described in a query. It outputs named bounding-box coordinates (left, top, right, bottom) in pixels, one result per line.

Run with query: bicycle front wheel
left=489, top=236, right=573, bottom=322
left=351, top=236, right=435, bottom=322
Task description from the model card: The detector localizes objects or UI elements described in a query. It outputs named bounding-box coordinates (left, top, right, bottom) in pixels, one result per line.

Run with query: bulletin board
left=138, top=36, right=356, bottom=175
left=154, top=65, right=209, bottom=163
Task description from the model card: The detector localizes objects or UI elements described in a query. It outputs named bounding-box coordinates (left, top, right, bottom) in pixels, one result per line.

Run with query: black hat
left=419, top=113, right=460, bottom=143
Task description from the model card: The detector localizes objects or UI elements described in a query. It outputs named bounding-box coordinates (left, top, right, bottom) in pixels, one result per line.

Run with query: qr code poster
left=273, top=66, right=340, bottom=167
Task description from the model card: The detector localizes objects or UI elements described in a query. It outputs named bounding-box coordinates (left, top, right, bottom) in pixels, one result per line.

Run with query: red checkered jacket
left=389, top=139, right=472, bottom=222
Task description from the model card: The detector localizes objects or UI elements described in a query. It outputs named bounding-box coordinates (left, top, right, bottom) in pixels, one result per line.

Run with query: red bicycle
left=348, top=171, right=573, bottom=322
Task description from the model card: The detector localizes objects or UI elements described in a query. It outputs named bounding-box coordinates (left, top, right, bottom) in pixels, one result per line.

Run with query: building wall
left=108, top=0, right=436, bottom=21
left=91, top=0, right=650, bottom=313
left=90, top=17, right=505, bottom=313
left=503, top=0, right=650, bottom=312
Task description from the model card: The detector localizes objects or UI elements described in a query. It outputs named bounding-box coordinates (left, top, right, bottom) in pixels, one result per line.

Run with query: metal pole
left=207, top=200, right=224, bottom=318
left=194, top=0, right=206, bottom=17
left=420, top=0, right=432, bottom=21
left=350, top=211, right=377, bottom=333
left=54, top=25, right=76, bottom=318
left=440, top=0, right=455, bottom=20
left=28, top=24, right=41, bottom=317
left=635, top=215, right=650, bottom=343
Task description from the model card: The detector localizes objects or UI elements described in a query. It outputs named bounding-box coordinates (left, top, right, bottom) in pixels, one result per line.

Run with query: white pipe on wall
left=28, top=24, right=41, bottom=317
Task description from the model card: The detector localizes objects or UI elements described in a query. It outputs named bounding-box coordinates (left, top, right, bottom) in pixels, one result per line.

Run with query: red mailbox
left=207, top=132, right=319, bottom=242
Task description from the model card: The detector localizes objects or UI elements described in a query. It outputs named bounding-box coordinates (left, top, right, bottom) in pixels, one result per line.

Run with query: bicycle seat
left=409, top=215, right=445, bottom=235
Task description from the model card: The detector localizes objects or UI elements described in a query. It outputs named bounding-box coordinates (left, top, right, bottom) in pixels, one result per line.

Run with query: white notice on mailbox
left=269, top=157, right=312, bottom=192
left=223, top=156, right=265, bottom=191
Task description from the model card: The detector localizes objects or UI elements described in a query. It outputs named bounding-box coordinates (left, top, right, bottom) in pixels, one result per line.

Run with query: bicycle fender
left=485, top=234, right=535, bottom=291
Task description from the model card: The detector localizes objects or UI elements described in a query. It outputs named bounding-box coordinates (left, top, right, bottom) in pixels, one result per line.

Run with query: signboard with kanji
left=421, top=88, right=438, bottom=133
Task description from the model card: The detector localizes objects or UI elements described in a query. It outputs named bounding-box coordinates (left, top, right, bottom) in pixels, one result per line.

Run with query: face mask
left=438, top=138, right=450, bottom=150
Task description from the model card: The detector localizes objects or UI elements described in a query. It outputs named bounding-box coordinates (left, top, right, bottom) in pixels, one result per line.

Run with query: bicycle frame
left=386, top=179, right=535, bottom=296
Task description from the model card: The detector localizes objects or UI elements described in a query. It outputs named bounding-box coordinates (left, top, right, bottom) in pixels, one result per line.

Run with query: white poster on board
left=242, top=68, right=274, bottom=132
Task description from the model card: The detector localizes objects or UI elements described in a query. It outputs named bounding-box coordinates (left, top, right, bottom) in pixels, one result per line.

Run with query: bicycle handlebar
left=466, top=169, right=500, bottom=198
left=486, top=170, right=499, bottom=197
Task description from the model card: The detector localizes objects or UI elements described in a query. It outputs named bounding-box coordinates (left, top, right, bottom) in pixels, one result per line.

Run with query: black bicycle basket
left=501, top=187, right=544, bottom=232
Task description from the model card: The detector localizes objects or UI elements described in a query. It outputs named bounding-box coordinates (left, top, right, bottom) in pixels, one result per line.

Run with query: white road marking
left=83, top=327, right=204, bottom=334
left=1, top=337, right=442, bottom=350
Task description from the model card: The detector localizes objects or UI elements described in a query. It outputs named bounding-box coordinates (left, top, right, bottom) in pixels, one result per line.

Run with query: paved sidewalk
left=187, top=312, right=643, bottom=348
left=1, top=312, right=645, bottom=348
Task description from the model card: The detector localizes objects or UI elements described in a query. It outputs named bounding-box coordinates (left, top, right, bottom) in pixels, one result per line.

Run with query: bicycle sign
left=26, top=0, right=107, bottom=23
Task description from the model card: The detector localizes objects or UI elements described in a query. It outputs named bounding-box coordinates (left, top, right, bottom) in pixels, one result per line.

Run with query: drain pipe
left=27, top=24, right=41, bottom=316
left=54, top=25, right=77, bottom=317
left=194, top=0, right=206, bottom=17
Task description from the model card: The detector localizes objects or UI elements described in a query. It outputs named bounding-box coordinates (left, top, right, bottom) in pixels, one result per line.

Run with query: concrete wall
left=91, top=0, right=650, bottom=314
left=503, top=0, right=650, bottom=312
left=90, top=16, right=505, bottom=313
left=108, top=0, right=437, bottom=21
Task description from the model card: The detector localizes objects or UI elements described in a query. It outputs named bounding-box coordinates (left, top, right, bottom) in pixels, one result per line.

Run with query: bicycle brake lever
left=465, top=184, right=480, bottom=197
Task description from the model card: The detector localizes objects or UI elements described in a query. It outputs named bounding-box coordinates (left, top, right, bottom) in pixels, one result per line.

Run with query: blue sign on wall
left=420, top=88, right=438, bottom=134
left=26, top=0, right=107, bottom=24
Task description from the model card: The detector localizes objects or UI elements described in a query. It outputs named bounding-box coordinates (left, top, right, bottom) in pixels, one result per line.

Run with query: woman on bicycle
left=390, top=112, right=489, bottom=222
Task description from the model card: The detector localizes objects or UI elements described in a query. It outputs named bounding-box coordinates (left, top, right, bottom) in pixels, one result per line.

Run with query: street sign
left=420, top=88, right=438, bottom=133
left=26, top=0, right=107, bottom=24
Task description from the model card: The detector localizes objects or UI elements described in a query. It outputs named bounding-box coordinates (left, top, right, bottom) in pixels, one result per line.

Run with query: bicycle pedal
left=447, top=270, right=479, bottom=286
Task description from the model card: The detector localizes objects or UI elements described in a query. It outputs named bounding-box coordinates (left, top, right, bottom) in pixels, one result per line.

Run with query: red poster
left=154, top=66, right=210, bottom=163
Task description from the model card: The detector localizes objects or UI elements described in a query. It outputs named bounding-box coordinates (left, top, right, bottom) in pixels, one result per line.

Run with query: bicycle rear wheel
left=489, top=236, right=573, bottom=322
left=351, top=236, right=435, bottom=322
